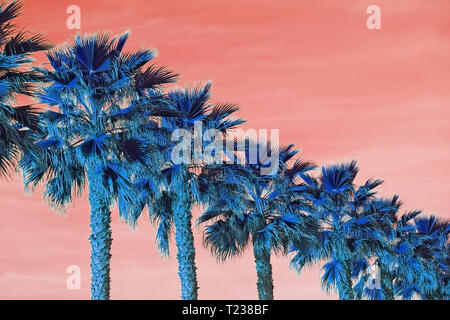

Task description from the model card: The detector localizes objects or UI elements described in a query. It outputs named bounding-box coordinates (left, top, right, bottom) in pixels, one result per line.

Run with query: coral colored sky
left=0, top=0, right=449, bottom=299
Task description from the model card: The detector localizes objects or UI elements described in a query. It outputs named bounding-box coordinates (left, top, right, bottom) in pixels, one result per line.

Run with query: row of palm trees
left=1, top=0, right=448, bottom=300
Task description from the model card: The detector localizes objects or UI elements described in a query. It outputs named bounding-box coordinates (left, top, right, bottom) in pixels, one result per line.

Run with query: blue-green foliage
left=0, top=0, right=50, bottom=177
left=390, top=215, right=449, bottom=299
left=290, top=160, right=449, bottom=300
left=357, top=194, right=449, bottom=300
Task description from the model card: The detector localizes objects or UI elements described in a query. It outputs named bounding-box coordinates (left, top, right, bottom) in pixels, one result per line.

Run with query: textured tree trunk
left=172, top=172, right=198, bottom=300
left=87, top=164, right=112, bottom=300
left=338, top=261, right=354, bottom=300
left=253, top=247, right=274, bottom=300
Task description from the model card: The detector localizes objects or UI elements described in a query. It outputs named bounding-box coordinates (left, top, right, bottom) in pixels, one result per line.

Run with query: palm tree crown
left=0, top=0, right=50, bottom=177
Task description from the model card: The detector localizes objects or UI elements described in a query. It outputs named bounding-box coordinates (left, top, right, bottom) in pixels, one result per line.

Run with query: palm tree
left=362, top=197, right=449, bottom=300
left=290, top=161, right=388, bottom=300
left=20, top=32, right=178, bottom=299
left=0, top=0, right=50, bottom=177
left=347, top=195, right=403, bottom=300
left=198, top=142, right=319, bottom=300
left=382, top=213, right=449, bottom=300
left=132, top=82, right=245, bottom=299
left=411, top=215, right=449, bottom=299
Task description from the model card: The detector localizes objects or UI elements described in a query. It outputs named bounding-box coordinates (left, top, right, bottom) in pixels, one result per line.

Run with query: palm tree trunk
left=172, top=172, right=198, bottom=300
left=87, top=164, right=112, bottom=300
left=253, top=247, right=274, bottom=300
left=338, top=261, right=354, bottom=300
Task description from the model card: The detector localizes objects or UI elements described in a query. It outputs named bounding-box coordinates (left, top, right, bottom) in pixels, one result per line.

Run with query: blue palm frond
left=155, top=218, right=172, bottom=257
left=96, top=163, right=131, bottom=189
left=290, top=249, right=318, bottom=273
left=161, top=164, right=182, bottom=184
left=204, top=219, right=242, bottom=261
left=4, top=31, right=51, bottom=55
left=41, top=110, right=68, bottom=123
left=364, top=287, right=384, bottom=300
left=166, top=82, right=212, bottom=127
left=116, top=137, right=150, bottom=163
left=279, top=214, right=300, bottom=225
left=120, top=48, right=156, bottom=71
left=352, top=179, right=383, bottom=207
left=44, top=168, right=83, bottom=208
left=74, top=33, right=120, bottom=74
left=285, top=159, right=316, bottom=181
left=352, top=259, right=369, bottom=278
left=0, top=80, right=9, bottom=98
left=321, top=161, right=358, bottom=194
left=197, top=209, right=234, bottom=225
left=253, top=222, right=285, bottom=254
left=396, top=285, right=421, bottom=300
left=415, top=215, right=448, bottom=238
left=321, top=258, right=344, bottom=292
left=401, top=210, right=422, bottom=226
left=36, top=137, right=64, bottom=150
left=96, top=163, right=136, bottom=221
left=0, top=1, right=22, bottom=25
left=51, top=77, right=78, bottom=92
left=46, top=46, right=73, bottom=71
left=206, top=102, right=246, bottom=132
left=134, top=64, right=178, bottom=94
left=36, top=87, right=66, bottom=106
left=79, top=135, right=108, bottom=157
left=148, top=191, right=174, bottom=257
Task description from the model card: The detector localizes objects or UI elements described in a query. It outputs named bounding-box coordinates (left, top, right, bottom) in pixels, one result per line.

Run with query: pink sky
left=0, top=0, right=449, bottom=299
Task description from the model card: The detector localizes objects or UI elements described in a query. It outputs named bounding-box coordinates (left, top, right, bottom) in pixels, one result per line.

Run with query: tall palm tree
left=290, top=161, right=387, bottom=300
left=20, top=32, right=178, bottom=299
left=0, top=0, right=50, bottom=177
left=132, top=82, right=245, bottom=299
left=198, top=142, right=320, bottom=300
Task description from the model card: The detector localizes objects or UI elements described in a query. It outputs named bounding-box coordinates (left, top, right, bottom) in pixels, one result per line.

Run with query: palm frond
left=4, top=31, right=51, bottom=55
